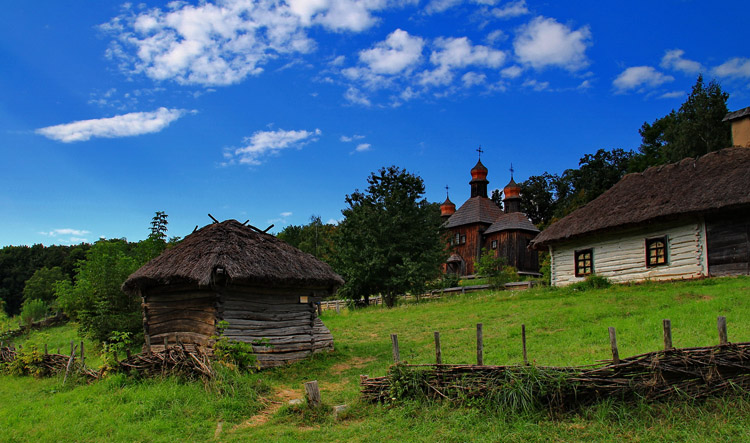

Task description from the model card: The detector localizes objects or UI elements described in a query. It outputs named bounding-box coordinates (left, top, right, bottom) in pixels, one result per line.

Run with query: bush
left=570, top=274, right=612, bottom=291
left=19, top=299, right=48, bottom=329
left=475, top=249, right=519, bottom=289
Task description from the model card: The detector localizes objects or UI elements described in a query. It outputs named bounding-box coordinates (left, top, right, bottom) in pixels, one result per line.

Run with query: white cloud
left=420, top=36, right=505, bottom=86
left=486, top=30, right=506, bottom=44
left=613, top=66, right=674, bottom=93
left=712, top=57, right=750, bottom=79
left=513, top=16, right=591, bottom=71
left=231, top=128, right=322, bottom=165
left=660, top=49, right=702, bottom=74
left=462, top=71, right=486, bottom=87
left=36, top=108, right=189, bottom=142
left=491, top=0, right=529, bottom=19
left=500, top=65, right=523, bottom=78
left=355, top=142, right=372, bottom=152
left=424, top=0, right=462, bottom=14
left=280, top=211, right=293, bottom=217
left=340, top=134, right=365, bottom=142
left=577, top=79, right=592, bottom=89
left=359, top=29, right=424, bottom=75
left=522, top=79, right=548, bottom=91
left=40, top=228, right=91, bottom=237
left=344, top=86, right=372, bottom=106
left=659, top=90, right=685, bottom=99
left=288, top=0, right=408, bottom=32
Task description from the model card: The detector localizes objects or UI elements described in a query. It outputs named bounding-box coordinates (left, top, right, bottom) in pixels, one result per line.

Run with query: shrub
left=475, top=249, right=519, bottom=289
left=570, top=274, right=612, bottom=291
left=19, top=299, right=48, bottom=329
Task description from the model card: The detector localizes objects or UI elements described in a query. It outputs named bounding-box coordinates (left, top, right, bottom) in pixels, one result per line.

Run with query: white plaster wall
left=550, top=220, right=707, bottom=286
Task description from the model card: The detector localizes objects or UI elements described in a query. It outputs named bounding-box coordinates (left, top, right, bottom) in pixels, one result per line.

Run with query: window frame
left=491, top=240, right=498, bottom=249
left=574, top=248, right=594, bottom=277
left=645, top=236, right=668, bottom=268
left=460, top=234, right=466, bottom=245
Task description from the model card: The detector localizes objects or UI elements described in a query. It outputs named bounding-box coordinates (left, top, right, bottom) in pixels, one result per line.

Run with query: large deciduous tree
left=637, top=75, right=731, bottom=166
left=335, top=166, right=446, bottom=307
left=277, top=215, right=337, bottom=264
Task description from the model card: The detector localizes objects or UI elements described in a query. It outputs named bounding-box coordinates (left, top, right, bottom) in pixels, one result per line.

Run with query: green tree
left=277, top=215, right=337, bottom=264
left=22, top=266, right=67, bottom=306
left=475, top=249, right=519, bottom=289
left=55, top=239, right=144, bottom=342
left=335, top=166, right=446, bottom=307
left=635, top=75, right=731, bottom=167
left=149, top=211, right=169, bottom=241
left=20, top=299, right=48, bottom=329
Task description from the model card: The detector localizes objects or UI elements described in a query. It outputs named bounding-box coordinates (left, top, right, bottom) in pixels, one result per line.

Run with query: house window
left=646, top=236, right=668, bottom=267
left=491, top=240, right=498, bottom=249
left=575, top=249, right=593, bottom=277
left=460, top=235, right=466, bottom=244
left=454, top=233, right=460, bottom=245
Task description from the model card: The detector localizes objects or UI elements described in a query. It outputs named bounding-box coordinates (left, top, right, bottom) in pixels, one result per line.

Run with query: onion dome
left=440, top=195, right=456, bottom=217
left=470, top=159, right=488, bottom=181
left=503, top=177, right=521, bottom=199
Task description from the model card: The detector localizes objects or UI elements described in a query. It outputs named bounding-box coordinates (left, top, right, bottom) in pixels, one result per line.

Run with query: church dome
left=503, top=177, right=521, bottom=199
left=440, top=196, right=456, bottom=217
left=470, top=159, right=488, bottom=181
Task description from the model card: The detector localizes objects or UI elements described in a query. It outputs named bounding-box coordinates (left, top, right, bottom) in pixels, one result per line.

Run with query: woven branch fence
left=361, top=317, right=750, bottom=409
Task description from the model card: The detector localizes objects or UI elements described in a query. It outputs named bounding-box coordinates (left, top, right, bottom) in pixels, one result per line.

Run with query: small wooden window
left=491, top=240, right=498, bottom=249
left=454, top=233, right=460, bottom=245
left=646, top=236, right=668, bottom=267
left=575, top=249, right=593, bottom=277
left=460, top=235, right=466, bottom=244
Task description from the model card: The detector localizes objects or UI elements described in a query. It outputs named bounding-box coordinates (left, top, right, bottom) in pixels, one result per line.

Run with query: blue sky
left=1, top=0, right=749, bottom=247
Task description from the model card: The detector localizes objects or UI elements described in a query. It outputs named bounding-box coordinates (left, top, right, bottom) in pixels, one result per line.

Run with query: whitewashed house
left=530, top=146, right=750, bottom=286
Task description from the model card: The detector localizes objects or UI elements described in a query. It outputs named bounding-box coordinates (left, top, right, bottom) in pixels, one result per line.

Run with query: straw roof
left=122, top=219, right=344, bottom=293
left=531, top=147, right=750, bottom=248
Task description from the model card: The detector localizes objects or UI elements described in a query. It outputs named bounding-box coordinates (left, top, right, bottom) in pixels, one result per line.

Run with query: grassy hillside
left=1, top=276, right=749, bottom=442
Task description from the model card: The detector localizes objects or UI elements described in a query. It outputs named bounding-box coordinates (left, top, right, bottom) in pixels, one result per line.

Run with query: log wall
left=483, top=230, right=539, bottom=274
left=550, top=220, right=707, bottom=286
left=142, top=285, right=335, bottom=365
left=447, top=223, right=489, bottom=275
left=706, top=211, right=750, bottom=276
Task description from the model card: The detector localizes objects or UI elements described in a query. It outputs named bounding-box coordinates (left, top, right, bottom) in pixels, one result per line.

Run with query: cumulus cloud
left=660, top=49, right=702, bottom=74
left=500, top=65, right=523, bottom=78
left=462, top=71, right=486, bottom=87
left=280, top=211, right=293, bottom=217
left=40, top=228, right=91, bottom=237
left=344, top=87, right=372, bottom=106
left=229, top=128, right=322, bottom=165
left=359, top=29, right=424, bottom=75
left=420, top=36, right=505, bottom=86
left=340, top=134, right=365, bottom=142
left=712, top=57, right=750, bottom=79
left=355, top=143, right=372, bottom=152
left=36, top=108, right=189, bottom=142
left=513, top=16, right=591, bottom=71
left=522, top=79, right=548, bottom=91
left=613, top=66, right=674, bottom=93
left=491, top=0, right=529, bottom=19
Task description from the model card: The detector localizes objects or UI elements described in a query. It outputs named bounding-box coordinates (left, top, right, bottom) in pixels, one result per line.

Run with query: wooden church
left=441, top=153, right=540, bottom=276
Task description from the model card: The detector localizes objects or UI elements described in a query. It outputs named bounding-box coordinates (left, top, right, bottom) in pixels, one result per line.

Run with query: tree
left=149, top=211, right=169, bottom=241
left=277, top=215, right=337, bottom=264
left=22, top=266, right=67, bottom=306
left=490, top=189, right=503, bottom=210
left=635, top=75, right=731, bottom=167
left=474, top=249, right=518, bottom=289
left=335, top=166, right=446, bottom=307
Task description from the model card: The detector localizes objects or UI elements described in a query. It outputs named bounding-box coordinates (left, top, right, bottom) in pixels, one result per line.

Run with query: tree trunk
left=384, top=293, right=396, bottom=308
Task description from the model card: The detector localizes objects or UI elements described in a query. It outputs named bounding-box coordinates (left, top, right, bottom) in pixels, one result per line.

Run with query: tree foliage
left=474, top=249, right=518, bottom=289
left=277, top=215, right=337, bottom=264
left=334, top=166, right=446, bottom=307
left=637, top=75, right=731, bottom=165
left=521, top=75, right=731, bottom=226
left=22, top=266, right=67, bottom=306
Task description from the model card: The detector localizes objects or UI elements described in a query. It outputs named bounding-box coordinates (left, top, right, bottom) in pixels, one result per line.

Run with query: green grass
left=2, top=276, right=750, bottom=442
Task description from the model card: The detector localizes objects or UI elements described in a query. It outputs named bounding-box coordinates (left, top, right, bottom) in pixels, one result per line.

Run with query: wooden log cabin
left=530, top=147, right=750, bottom=286
left=122, top=219, right=344, bottom=367
left=441, top=156, right=539, bottom=276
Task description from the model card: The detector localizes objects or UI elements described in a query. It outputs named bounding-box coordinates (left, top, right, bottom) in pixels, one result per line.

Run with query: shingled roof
left=530, top=147, right=750, bottom=248
left=122, top=219, right=344, bottom=293
left=484, top=212, right=540, bottom=235
left=444, top=196, right=504, bottom=228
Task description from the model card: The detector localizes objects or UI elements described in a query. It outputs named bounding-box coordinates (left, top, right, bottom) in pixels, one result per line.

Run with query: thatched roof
left=444, top=197, right=504, bottom=228
left=530, top=147, right=750, bottom=248
left=122, top=220, right=344, bottom=293
left=484, top=212, right=539, bottom=235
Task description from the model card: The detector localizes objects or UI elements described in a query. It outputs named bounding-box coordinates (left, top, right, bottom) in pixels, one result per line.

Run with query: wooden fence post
left=718, top=316, right=728, bottom=345
left=304, top=380, right=322, bottom=407
left=608, top=327, right=620, bottom=364
left=522, top=324, right=528, bottom=365
left=145, top=334, right=151, bottom=353
left=81, top=341, right=85, bottom=365
left=164, top=336, right=169, bottom=351
left=434, top=331, right=442, bottom=364
left=70, top=340, right=74, bottom=357
left=476, top=323, right=484, bottom=366
left=391, top=334, right=400, bottom=363
left=663, top=319, right=673, bottom=350
left=44, top=343, right=48, bottom=355
left=335, top=301, right=340, bottom=314
left=317, top=302, right=322, bottom=317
